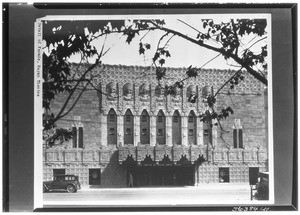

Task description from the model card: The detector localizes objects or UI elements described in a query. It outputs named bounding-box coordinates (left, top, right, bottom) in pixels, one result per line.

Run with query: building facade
left=43, top=64, right=268, bottom=188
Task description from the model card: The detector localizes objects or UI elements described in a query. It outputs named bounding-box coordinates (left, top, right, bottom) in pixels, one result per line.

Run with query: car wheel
left=66, top=185, right=76, bottom=193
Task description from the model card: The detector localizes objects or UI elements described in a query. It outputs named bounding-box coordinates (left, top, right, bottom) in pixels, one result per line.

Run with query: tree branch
left=214, top=68, right=242, bottom=97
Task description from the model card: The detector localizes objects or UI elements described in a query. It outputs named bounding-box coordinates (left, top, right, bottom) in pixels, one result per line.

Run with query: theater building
left=43, top=64, right=268, bottom=188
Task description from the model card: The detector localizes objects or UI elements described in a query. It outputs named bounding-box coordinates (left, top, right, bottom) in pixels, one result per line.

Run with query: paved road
left=43, top=184, right=258, bottom=206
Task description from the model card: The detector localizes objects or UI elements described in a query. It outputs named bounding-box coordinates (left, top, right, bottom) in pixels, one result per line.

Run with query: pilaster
left=181, top=116, right=188, bottom=146
left=134, top=115, right=140, bottom=146
left=197, top=116, right=203, bottom=146
left=150, top=115, right=156, bottom=146
left=212, top=119, right=218, bottom=147
left=166, top=116, right=172, bottom=146
left=117, top=115, right=124, bottom=147
left=100, top=113, right=107, bottom=146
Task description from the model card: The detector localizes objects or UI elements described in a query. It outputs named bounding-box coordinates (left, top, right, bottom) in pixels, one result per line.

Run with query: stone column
left=100, top=113, right=107, bottom=146
left=134, top=115, right=140, bottom=146
left=117, top=115, right=124, bottom=147
left=181, top=115, right=188, bottom=146
left=197, top=116, right=203, bottom=146
left=166, top=115, right=172, bottom=146
left=150, top=115, right=156, bottom=146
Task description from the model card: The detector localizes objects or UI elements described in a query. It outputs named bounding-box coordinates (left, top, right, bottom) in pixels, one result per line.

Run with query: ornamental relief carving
left=155, top=85, right=165, bottom=102
left=106, top=82, right=118, bottom=101
left=139, top=84, right=150, bottom=101
left=172, top=87, right=182, bottom=103
left=123, top=83, right=133, bottom=101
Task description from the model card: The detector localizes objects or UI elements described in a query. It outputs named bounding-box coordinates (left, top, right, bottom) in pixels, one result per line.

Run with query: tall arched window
left=172, top=110, right=181, bottom=145
left=107, top=108, right=117, bottom=145
left=124, top=109, right=134, bottom=145
left=156, top=110, right=166, bottom=145
left=188, top=110, right=197, bottom=145
left=203, top=111, right=212, bottom=146
left=140, top=110, right=150, bottom=145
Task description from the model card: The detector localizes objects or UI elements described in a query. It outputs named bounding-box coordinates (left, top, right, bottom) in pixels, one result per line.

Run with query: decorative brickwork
left=45, top=64, right=268, bottom=187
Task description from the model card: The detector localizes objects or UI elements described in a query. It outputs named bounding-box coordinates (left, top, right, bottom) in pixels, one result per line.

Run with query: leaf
left=186, top=66, right=198, bottom=78
left=159, top=58, right=165, bottom=66
left=139, top=42, right=145, bottom=55
left=155, top=67, right=166, bottom=81
left=153, top=52, right=160, bottom=62
left=165, top=50, right=171, bottom=57
left=110, top=20, right=125, bottom=31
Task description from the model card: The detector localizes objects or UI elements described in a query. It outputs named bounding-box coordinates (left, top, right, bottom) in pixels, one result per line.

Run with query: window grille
left=125, top=128, right=131, bottom=135
left=158, top=116, right=163, bottom=123
left=109, top=128, right=115, bottom=135
left=173, top=116, right=179, bottom=123
left=72, top=125, right=83, bottom=148
left=109, top=114, right=115, bottom=122
left=157, top=129, right=163, bottom=136
left=142, top=115, right=147, bottom=122
left=126, top=114, right=131, bottom=122
left=141, top=128, right=147, bottom=135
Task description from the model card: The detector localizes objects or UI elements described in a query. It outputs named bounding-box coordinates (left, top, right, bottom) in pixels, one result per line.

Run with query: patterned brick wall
left=45, top=64, right=268, bottom=187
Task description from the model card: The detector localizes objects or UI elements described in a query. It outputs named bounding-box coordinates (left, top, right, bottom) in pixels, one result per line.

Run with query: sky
left=48, top=14, right=270, bottom=70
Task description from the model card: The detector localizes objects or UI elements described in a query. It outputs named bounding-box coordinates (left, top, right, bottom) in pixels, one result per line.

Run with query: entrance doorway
left=249, top=167, right=259, bottom=185
left=134, top=165, right=194, bottom=187
left=89, top=169, right=101, bottom=185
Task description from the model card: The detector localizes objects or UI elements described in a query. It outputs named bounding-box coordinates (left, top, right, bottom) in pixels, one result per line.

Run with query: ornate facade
left=43, top=64, right=268, bottom=187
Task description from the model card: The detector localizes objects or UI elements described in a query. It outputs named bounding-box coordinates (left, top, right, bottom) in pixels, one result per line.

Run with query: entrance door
left=249, top=167, right=259, bottom=185
left=135, top=165, right=194, bottom=187
left=89, top=169, right=101, bottom=185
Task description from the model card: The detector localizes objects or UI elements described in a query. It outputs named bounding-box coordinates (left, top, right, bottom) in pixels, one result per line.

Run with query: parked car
left=254, top=172, right=269, bottom=200
left=43, top=175, right=81, bottom=193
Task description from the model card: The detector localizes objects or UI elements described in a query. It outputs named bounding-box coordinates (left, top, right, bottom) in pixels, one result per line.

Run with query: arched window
left=188, top=110, right=197, bottom=145
left=233, top=119, right=243, bottom=148
left=124, top=109, right=134, bottom=145
left=140, top=110, right=150, bottom=145
left=156, top=110, right=166, bottom=145
left=172, top=110, right=181, bottom=145
left=203, top=111, right=212, bottom=146
left=107, top=108, right=117, bottom=145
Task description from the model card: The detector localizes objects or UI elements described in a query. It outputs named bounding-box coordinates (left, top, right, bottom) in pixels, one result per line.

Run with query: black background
left=3, top=3, right=297, bottom=212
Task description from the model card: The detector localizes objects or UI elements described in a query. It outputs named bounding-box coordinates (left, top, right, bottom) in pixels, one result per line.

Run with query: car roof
left=259, top=172, right=269, bottom=176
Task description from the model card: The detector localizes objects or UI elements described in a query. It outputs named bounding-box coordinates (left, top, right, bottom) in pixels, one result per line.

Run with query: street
left=43, top=183, right=260, bottom=206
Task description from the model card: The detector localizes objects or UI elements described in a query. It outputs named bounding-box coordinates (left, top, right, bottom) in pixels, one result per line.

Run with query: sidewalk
left=80, top=183, right=251, bottom=192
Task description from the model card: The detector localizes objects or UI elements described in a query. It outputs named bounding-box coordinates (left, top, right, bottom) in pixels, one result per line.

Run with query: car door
left=52, top=176, right=64, bottom=189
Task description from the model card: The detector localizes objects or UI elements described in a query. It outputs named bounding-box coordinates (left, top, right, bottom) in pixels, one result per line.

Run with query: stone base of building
left=43, top=146, right=267, bottom=188
left=43, top=162, right=267, bottom=188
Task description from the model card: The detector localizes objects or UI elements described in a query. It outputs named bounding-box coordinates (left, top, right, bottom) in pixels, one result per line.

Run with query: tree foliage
left=42, top=18, right=268, bottom=146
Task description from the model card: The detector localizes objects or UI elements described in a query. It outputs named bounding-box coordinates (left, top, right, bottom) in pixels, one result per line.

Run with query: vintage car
left=43, top=175, right=81, bottom=193
left=254, top=172, right=269, bottom=200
